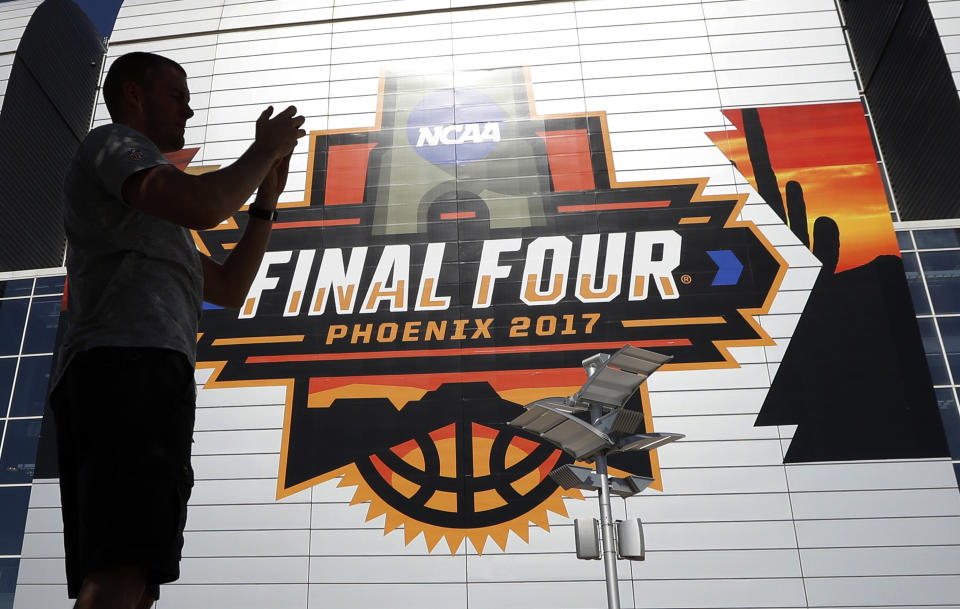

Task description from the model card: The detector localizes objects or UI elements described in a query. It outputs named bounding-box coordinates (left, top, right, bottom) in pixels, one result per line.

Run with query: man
left=50, top=52, right=306, bottom=609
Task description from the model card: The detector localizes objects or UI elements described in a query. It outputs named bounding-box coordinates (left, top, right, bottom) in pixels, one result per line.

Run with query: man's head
left=102, top=52, right=194, bottom=153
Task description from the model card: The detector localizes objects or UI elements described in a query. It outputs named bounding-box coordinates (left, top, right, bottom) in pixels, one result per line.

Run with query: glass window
left=914, top=229, right=960, bottom=250
left=21, top=296, right=61, bottom=355
left=0, top=300, right=28, bottom=357
left=919, top=250, right=960, bottom=314
left=0, top=487, right=30, bottom=555
left=0, top=280, right=33, bottom=299
left=33, top=275, right=65, bottom=295
left=935, top=388, right=960, bottom=459
left=917, top=318, right=951, bottom=385
left=895, top=230, right=914, bottom=251
left=901, top=252, right=931, bottom=315
left=938, top=317, right=960, bottom=385
left=0, top=359, right=14, bottom=409
left=9, top=356, right=51, bottom=418
left=0, top=558, right=19, bottom=609
left=0, top=419, right=40, bottom=484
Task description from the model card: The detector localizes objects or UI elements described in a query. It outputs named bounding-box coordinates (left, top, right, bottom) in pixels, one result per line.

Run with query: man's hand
left=124, top=107, right=305, bottom=230
left=256, top=153, right=291, bottom=205
left=254, top=106, right=306, bottom=162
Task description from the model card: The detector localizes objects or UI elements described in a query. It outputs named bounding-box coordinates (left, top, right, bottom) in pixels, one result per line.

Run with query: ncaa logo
left=407, top=89, right=503, bottom=165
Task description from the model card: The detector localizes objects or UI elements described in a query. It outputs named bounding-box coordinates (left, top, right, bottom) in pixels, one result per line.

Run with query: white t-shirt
left=53, top=123, right=203, bottom=387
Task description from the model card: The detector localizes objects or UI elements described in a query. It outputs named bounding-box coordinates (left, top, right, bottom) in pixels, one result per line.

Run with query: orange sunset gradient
left=707, top=102, right=899, bottom=272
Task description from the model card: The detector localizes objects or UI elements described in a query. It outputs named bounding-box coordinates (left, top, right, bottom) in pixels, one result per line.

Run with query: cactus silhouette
left=742, top=108, right=787, bottom=223
left=743, top=110, right=839, bottom=270
left=743, top=105, right=947, bottom=462
left=812, top=216, right=840, bottom=276
left=785, top=180, right=811, bottom=248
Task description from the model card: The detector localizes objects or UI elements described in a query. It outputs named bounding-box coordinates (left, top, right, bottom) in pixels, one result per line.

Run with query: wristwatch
left=247, top=205, right=278, bottom=222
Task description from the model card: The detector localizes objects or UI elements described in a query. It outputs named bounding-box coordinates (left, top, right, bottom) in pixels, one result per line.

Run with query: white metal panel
left=713, top=45, right=851, bottom=70
left=192, top=452, right=282, bottom=479
left=702, top=0, right=836, bottom=19
left=801, top=546, right=960, bottom=577
left=19, top=532, right=62, bottom=558
left=0, top=1, right=40, bottom=60
left=307, top=583, right=466, bottom=609
left=786, top=460, right=960, bottom=491
left=161, top=584, right=308, bottom=609
left=651, top=414, right=779, bottom=441
left=805, top=575, right=960, bottom=607
left=186, top=503, right=312, bottom=531
left=466, top=580, right=631, bottom=609
left=11, top=585, right=69, bottom=609
left=795, top=515, right=960, bottom=548
left=626, top=578, right=807, bottom=609
left=183, top=529, right=310, bottom=557
left=790, top=488, right=960, bottom=519
left=627, top=491, right=794, bottom=522
left=192, top=429, right=282, bottom=455
left=639, top=520, right=800, bottom=551
left=649, top=387, right=769, bottom=416
left=308, top=555, right=468, bottom=583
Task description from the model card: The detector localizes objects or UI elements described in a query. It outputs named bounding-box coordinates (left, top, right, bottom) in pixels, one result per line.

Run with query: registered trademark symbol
left=681, top=274, right=693, bottom=285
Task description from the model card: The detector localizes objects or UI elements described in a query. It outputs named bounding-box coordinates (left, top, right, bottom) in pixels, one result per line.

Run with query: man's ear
left=121, top=81, right=143, bottom=120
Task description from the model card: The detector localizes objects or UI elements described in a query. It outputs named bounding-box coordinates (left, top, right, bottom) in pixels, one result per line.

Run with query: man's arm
left=122, top=106, right=305, bottom=230
left=201, top=153, right=290, bottom=308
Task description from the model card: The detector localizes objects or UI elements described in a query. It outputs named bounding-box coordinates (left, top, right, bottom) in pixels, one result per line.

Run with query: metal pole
left=592, top=405, right=620, bottom=609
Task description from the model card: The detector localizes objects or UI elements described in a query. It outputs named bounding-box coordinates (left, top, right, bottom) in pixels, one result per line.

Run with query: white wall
left=0, top=0, right=41, bottom=111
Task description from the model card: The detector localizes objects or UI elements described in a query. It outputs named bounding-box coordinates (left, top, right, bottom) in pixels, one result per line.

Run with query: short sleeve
left=85, top=124, right=172, bottom=205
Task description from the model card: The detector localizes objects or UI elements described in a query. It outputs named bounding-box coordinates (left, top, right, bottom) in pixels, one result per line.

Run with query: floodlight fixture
left=575, top=345, right=673, bottom=410
left=594, top=408, right=644, bottom=436
left=509, top=400, right=612, bottom=460
left=613, top=432, right=685, bottom=454
left=505, top=345, right=682, bottom=609
left=550, top=464, right=655, bottom=498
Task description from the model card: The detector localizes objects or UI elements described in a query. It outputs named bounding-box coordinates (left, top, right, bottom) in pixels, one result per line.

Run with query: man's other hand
left=254, top=105, right=306, bottom=161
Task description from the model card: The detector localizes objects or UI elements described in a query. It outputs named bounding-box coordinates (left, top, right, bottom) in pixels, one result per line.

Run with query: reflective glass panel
left=914, top=229, right=960, bottom=250
left=938, top=317, right=960, bottom=385
left=895, top=230, right=914, bottom=251
left=0, top=280, right=32, bottom=299
left=9, top=356, right=51, bottom=417
left=0, top=558, right=18, bottom=609
left=917, top=318, right=950, bottom=385
left=901, top=252, right=931, bottom=315
left=0, top=419, right=40, bottom=484
left=919, top=251, right=960, bottom=314
left=0, top=359, right=14, bottom=410
left=935, top=388, right=960, bottom=458
left=22, top=296, right=61, bottom=355
left=0, top=487, right=29, bottom=555
left=0, top=300, right=28, bottom=357
left=33, top=275, right=65, bottom=295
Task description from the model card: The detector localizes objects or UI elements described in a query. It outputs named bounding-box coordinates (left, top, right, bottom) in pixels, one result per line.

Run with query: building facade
left=2, top=1, right=960, bottom=608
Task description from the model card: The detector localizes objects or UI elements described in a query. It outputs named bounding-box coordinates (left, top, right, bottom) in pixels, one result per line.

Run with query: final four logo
left=194, top=68, right=786, bottom=553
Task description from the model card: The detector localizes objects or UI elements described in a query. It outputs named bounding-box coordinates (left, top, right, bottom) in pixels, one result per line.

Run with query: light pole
left=508, top=345, right=683, bottom=609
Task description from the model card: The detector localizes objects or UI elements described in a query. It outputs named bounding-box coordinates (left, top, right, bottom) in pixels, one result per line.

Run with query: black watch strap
left=248, top=205, right=278, bottom=222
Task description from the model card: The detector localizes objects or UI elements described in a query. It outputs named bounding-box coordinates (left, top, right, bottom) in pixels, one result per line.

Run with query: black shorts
left=51, top=346, right=196, bottom=600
